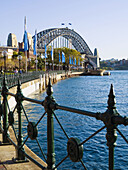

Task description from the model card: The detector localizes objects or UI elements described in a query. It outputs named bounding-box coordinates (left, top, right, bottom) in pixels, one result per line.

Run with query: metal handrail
left=0, top=70, right=66, bottom=88
left=0, top=76, right=128, bottom=169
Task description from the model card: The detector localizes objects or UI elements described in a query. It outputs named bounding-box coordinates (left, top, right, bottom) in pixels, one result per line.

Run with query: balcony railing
left=0, top=75, right=128, bottom=169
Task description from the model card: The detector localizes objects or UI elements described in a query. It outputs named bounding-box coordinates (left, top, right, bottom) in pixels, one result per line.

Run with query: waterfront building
left=7, top=33, right=18, bottom=48
left=94, top=48, right=100, bottom=68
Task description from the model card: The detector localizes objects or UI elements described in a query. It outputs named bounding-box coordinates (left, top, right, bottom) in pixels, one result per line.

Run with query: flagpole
left=52, top=43, right=54, bottom=71
left=59, top=51, right=60, bottom=71
left=35, top=30, right=37, bottom=71
left=24, top=16, right=26, bottom=32
left=45, top=57, right=46, bottom=71
left=52, top=60, right=54, bottom=71
left=45, top=39, right=46, bottom=71
left=25, top=51, right=27, bottom=72
left=24, top=16, right=27, bottom=73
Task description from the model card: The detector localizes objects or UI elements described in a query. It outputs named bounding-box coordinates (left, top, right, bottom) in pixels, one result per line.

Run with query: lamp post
left=2, top=50, right=8, bottom=74
left=35, top=59, right=38, bottom=71
left=28, top=58, right=31, bottom=71
left=17, top=55, right=22, bottom=72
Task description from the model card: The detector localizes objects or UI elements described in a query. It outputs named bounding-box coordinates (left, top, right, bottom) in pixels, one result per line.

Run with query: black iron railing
left=0, top=70, right=68, bottom=88
left=0, top=75, right=128, bottom=169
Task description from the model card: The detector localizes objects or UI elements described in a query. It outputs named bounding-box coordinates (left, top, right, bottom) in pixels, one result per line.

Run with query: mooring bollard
left=43, top=73, right=46, bottom=90
left=39, top=74, right=43, bottom=92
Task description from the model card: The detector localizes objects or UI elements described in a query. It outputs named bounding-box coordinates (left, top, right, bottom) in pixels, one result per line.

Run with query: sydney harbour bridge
left=33, top=27, right=100, bottom=69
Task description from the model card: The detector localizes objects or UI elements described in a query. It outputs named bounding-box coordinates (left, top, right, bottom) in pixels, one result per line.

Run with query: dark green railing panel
left=44, top=78, right=56, bottom=169
left=0, top=75, right=128, bottom=169
left=15, top=80, right=26, bottom=160
left=0, top=70, right=68, bottom=88
left=1, top=76, right=10, bottom=143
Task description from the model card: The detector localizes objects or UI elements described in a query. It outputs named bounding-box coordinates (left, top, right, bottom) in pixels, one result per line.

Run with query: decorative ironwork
left=8, top=111, right=14, bottom=125
left=27, top=122, right=38, bottom=140
left=1, top=76, right=10, bottom=143
left=67, top=137, right=83, bottom=162
left=0, top=76, right=128, bottom=170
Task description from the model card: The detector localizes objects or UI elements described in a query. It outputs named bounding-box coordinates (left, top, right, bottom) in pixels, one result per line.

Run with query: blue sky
left=0, top=0, right=128, bottom=60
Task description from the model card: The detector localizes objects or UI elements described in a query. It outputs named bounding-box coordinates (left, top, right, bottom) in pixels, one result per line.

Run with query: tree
left=12, top=51, right=18, bottom=59
left=46, top=47, right=82, bottom=66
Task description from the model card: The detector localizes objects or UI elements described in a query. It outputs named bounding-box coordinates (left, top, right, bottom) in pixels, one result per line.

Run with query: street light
left=28, top=58, right=31, bottom=71
left=35, top=59, right=38, bottom=71
left=2, top=50, right=8, bottom=73
left=17, top=55, right=22, bottom=72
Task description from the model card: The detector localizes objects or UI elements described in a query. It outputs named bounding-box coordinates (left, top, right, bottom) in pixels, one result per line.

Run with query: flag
left=24, top=16, right=28, bottom=52
left=33, top=30, right=37, bottom=55
left=24, top=30, right=28, bottom=51
left=51, top=45, right=54, bottom=61
left=74, top=58, right=76, bottom=65
left=45, top=44, right=47, bottom=58
left=59, top=52, right=61, bottom=62
left=69, top=23, right=72, bottom=25
left=62, top=52, right=65, bottom=63
left=69, top=55, right=71, bottom=64
left=78, top=58, right=80, bottom=65
left=61, top=23, right=65, bottom=25
left=72, top=56, right=74, bottom=65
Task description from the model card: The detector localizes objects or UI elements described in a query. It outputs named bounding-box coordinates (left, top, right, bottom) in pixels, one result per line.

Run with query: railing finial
left=46, top=77, right=53, bottom=96
left=107, top=84, right=116, bottom=109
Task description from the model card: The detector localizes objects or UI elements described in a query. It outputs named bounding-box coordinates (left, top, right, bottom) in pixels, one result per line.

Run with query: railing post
left=15, top=79, right=26, bottom=161
left=1, top=76, right=10, bottom=143
left=0, top=81, right=2, bottom=132
left=101, top=85, right=118, bottom=170
left=44, top=78, right=56, bottom=169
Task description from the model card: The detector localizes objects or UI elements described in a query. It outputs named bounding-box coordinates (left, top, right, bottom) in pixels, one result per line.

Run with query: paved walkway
left=0, top=128, right=47, bottom=170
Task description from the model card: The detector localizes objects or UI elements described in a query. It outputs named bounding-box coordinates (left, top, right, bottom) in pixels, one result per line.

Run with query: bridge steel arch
left=34, top=28, right=93, bottom=55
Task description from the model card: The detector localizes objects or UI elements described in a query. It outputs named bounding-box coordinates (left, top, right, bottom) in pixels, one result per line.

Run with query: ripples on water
left=21, top=71, right=128, bottom=170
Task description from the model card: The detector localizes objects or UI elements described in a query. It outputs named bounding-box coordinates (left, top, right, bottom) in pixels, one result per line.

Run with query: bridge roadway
left=0, top=71, right=83, bottom=170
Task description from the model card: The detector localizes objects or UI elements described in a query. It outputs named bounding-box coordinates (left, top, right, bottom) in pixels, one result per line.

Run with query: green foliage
left=0, top=47, right=83, bottom=72
left=37, top=57, right=45, bottom=70
left=12, top=51, right=18, bottom=59
left=18, top=51, right=25, bottom=57
left=12, top=51, right=25, bottom=60
left=46, top=47, right=82, bottom=65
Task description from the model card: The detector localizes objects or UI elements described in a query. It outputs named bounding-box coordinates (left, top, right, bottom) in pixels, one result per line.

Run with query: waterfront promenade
left=0, top=131, right=47, bottom=169
left=0, top=70, right=127, bottom=169
left=0, top=71, right=83, bottom=170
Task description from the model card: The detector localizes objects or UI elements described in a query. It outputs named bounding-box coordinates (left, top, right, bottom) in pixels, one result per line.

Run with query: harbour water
left=23, top=70, right=128, bottom=169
